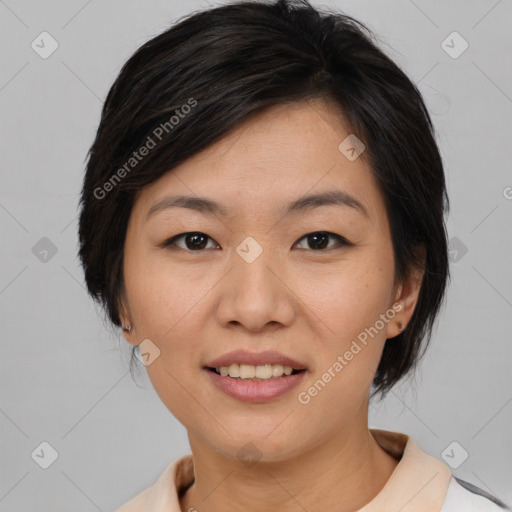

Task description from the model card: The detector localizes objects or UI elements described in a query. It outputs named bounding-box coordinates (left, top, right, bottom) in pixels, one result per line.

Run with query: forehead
left=134, top=99, right=386, bottom=224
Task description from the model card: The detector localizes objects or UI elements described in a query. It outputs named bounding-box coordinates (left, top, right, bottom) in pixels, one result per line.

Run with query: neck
left=179, top=420, right=399, bottom=512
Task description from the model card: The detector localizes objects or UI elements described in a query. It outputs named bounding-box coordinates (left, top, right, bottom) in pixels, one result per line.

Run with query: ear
left=118, top=295, right=138, bottom=346
left=386, top=245, right=426, bottom=339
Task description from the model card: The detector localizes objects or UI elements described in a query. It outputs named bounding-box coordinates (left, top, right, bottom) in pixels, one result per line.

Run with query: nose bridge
left=216, top=239, right=294, bottom=330
left=233, top=238, right=280, bottom=303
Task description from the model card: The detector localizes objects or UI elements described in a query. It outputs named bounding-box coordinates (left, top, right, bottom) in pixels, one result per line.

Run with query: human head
left=78, top=0, right=450, bottom=403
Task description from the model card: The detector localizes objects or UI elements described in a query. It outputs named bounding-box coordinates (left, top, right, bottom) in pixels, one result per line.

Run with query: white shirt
left=442, top=477, right=509, bottom=511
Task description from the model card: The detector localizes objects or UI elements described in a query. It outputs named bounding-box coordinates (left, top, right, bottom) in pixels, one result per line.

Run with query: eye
left=161, top=232, right=219, bottom=251
left=294, top=231, right=352, bottom=251
left=160, top=231, right=352, bottom=252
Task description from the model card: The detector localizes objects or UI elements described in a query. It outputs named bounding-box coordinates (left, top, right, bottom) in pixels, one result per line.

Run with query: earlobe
left=120, top=323, right=137, bottom=345
left=118, top=297, right=137, bottom=345
left=122, top=322, right=137, bottom=345
left=385, top=301, right=406, bottom=339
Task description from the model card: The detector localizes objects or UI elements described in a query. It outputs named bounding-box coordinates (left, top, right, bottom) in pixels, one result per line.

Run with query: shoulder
left=441, top=476, right=511, bottom=512
left=113, top=461, right=176, bottom=512
left=114, top=455, right=194, bottom=512
left=115, top=486, right=152, bottom=512
left=115, top=476, right=157, bottom=512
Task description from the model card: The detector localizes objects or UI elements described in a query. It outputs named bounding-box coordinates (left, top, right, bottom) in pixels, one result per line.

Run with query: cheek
left=124, top=246, right=212, bottom=336
left=294, top=248, right=395, bottom=398
left=299, top=256, right=395, bottom=339
left=123, top=250, right=212, bottom=426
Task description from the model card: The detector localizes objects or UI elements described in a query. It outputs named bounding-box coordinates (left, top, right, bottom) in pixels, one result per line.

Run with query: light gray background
left=1, top=0, right=511, bottom=510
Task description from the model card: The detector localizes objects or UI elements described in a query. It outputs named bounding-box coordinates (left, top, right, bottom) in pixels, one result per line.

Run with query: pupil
left=310, top=233, right=328, bottom=250
left=186, top=233, right=207, bottom=250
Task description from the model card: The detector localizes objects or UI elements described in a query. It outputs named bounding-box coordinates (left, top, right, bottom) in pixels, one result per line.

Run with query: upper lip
left=205, top=350, right=307, bottom=370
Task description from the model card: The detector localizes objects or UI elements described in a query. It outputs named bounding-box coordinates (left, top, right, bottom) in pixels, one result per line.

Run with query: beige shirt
left=115, top=429, right=508, bottom=512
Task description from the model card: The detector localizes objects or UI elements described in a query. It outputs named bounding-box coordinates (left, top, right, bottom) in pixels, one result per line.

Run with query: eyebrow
left=146, top=190, right=369, bottom=221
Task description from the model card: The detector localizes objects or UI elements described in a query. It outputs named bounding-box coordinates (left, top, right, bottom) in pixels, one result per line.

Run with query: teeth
left=215, top=363, right=297, bottom=380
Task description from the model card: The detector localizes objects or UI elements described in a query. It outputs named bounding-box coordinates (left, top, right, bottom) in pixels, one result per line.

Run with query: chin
left=197, top=424, right=308, bottom=464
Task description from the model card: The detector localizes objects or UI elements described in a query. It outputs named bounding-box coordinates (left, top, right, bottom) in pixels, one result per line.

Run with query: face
left=120, top=99, right=422, bottom=461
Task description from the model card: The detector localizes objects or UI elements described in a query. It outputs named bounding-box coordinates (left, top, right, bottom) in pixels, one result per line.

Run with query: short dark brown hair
left=78, top=0, right=450, bottom=400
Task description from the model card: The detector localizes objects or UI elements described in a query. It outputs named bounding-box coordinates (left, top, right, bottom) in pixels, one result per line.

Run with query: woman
left=77, top=1, right=510, bottom=510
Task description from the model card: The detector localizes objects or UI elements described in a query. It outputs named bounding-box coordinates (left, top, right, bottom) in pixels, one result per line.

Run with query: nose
left=215, top=249, right=295, bottom=333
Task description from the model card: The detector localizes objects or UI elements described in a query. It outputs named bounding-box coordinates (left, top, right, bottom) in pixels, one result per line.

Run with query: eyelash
left=160, top=231, right=353, bottom=252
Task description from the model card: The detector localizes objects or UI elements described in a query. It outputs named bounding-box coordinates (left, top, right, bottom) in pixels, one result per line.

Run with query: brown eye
left=163, top=232, right=219, bottom=251
left=295, top=232, right=352, bottom=251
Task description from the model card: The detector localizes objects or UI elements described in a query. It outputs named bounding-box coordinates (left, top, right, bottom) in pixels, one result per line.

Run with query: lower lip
left=204, top=368, right=307, bottom=403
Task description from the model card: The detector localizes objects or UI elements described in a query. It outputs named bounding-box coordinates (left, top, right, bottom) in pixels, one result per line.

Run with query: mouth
left=202, top=350, right=309, bottom=402
left=203, top=364, right=308, bottom=403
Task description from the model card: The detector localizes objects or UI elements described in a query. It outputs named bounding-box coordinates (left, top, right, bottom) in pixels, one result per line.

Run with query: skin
left=119, top=99, right=424, bottom=512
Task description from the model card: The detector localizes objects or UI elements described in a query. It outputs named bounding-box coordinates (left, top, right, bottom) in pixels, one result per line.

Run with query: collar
left=116, top=429, right=452, bottom=512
